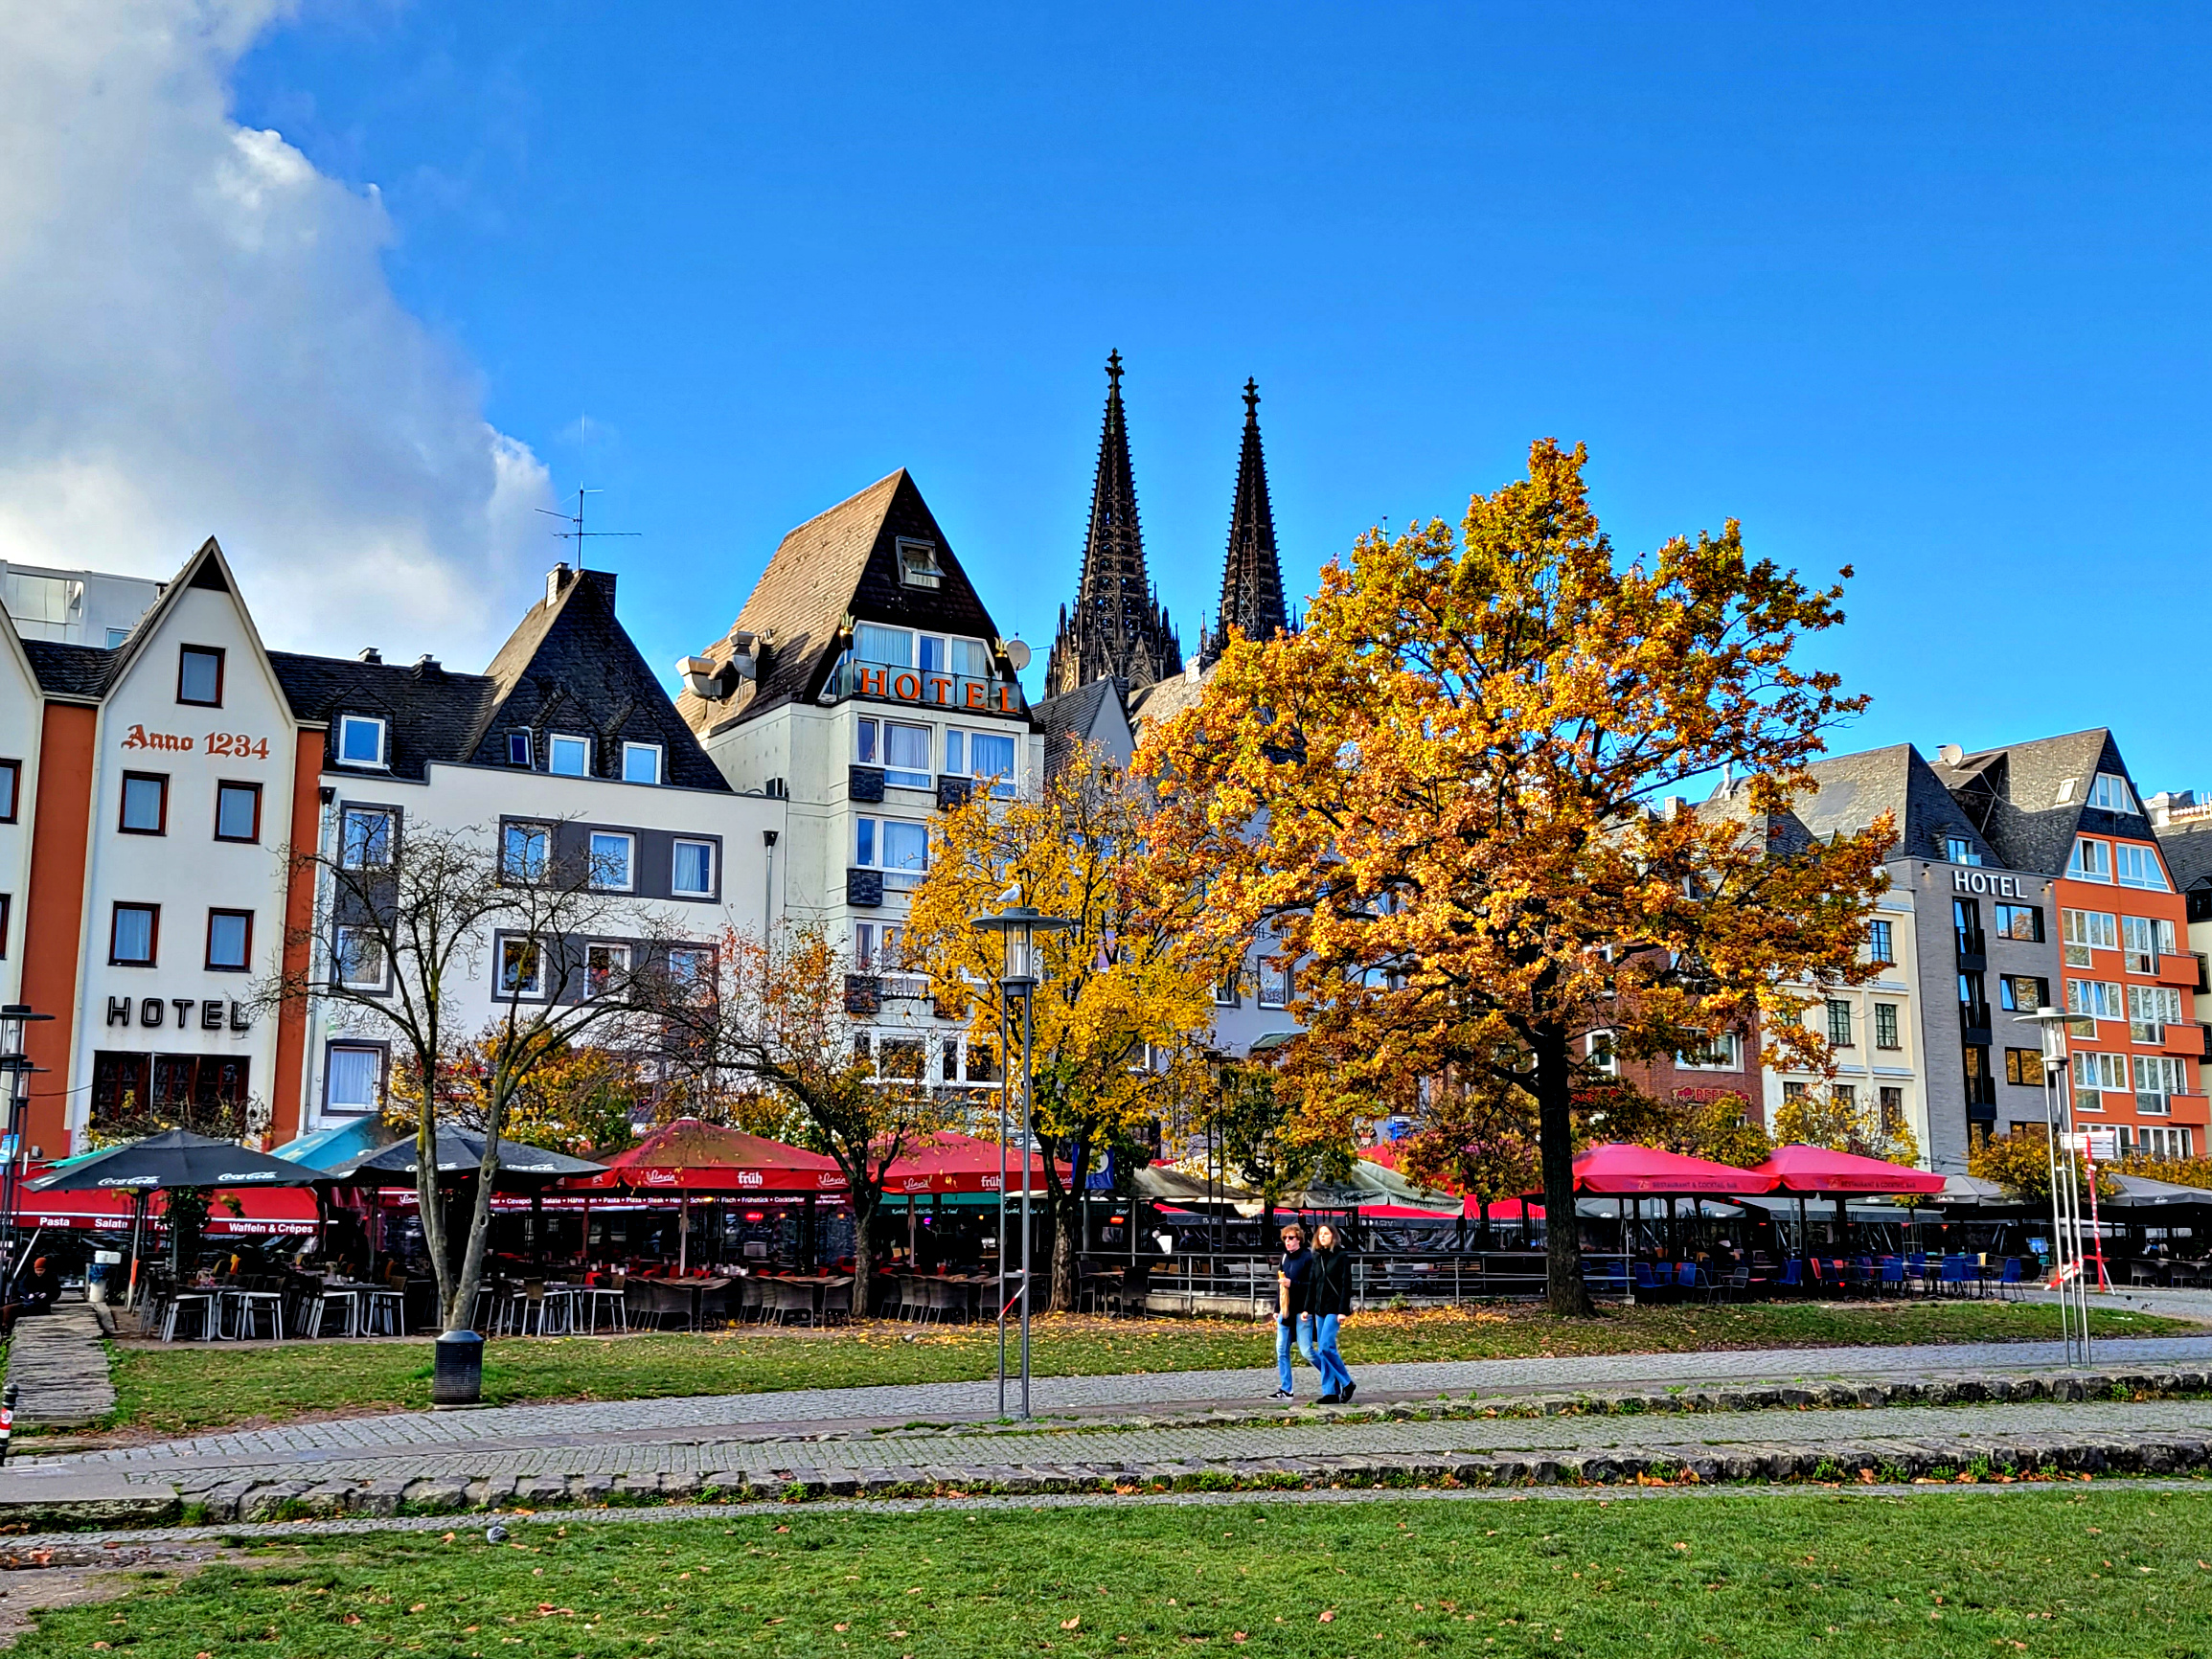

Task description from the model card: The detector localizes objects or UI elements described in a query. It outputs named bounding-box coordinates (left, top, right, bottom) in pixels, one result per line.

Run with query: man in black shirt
left=1272, top=1222, right=1316, bottom=1400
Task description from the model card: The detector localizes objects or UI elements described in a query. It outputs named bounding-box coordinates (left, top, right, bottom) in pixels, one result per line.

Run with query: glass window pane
left=178, top=648, right=220, bottom=704
left=622, top=743, right=661, bottom=784
left=217, top=784, right=257, bottom=840
left=879, top=820, right=927, bottom=881
left=208, top=911, right=248, bottom=968
left=855, top=625, right=912, bottom=667
left=953, top=639, right=992, bottom=677
left=326, top=1047, right=380, bottom=1112
left=919, top=636, right=945, bottom=674
left=944, top=730, right=964, bottom=774
left=855, top=718, right=878, bottom=763
left=589, top=832, right=632, bottom=889
left=883, top=722, right=930, bottom=783
left=855, top=818, right=875, bottom=867
left=970, top=733, right=1016, bottom=796
left=113, top=907, right=152, bottom=963
left=121, top=775, right=164, bottom=832
left=339, top=717, right=383, bottom=763
left=550, top=736, right=589, bottom=777
left=673, top=840, right=714, bottom=895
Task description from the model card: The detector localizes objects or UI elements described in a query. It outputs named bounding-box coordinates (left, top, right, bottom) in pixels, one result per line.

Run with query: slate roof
left=1127, top=663, right=1209, bottom=732
left=1032, top=677, right=1131, bottom=777
left=677, top=469, right=1020, bottom=740
left=2155, top=816, right=2212, bottom=896
left=22, top=641, right=120, bottom=700
left=1929, top=728, right=2153, bottom=876
left=1788, top=742, right=1997, bottom=866
left=465, top=568, right=728, bottom=791
left=266, top=652, right=500, bottom=783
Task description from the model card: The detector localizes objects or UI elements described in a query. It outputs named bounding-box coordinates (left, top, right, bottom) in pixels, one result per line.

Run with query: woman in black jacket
left=1308, top=1223, right=1357, bottom=1404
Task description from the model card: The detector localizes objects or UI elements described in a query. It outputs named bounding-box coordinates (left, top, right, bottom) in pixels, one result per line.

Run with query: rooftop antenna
left=536, top=486, right=640, bottom=570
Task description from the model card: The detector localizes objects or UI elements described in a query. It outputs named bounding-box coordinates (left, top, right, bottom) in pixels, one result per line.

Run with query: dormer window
left=506, top=731, right=533, bottom=767
left=1944, top=834, right=1980, bottom=867
left=896, top=538, right=942, bottom=589
left=622, top=741, right=663, bottom=785
left=336, top=715, right=387, bottom=768
left=2088, top=772, right=2135, bottom=812
left=549, top=734, right=590, bottom=778
left=177, top=646, right=224, bottom=707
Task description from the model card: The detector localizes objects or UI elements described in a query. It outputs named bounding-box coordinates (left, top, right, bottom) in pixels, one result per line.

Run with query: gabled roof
left=2159, top=816, right=2212, bottom=896
left=467, top=567, right=727, bottom=790
left=678, top=469, right=1014, bottom=739
left=267, top=652, right=500, bottom=783
left=1033, top=677, right=1133, bottom=776
left=22, top=641, right=119, bottom=701
left=1930, top=728, right=2153, bottom=876
left=1788, top=742, right=1997, bottom=866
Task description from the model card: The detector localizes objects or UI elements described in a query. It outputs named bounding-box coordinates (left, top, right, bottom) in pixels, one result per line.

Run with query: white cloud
left=0, top=0, right=550, bottom=667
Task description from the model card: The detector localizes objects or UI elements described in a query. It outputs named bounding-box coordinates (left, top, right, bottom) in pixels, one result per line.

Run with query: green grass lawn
left=86, top=1299, right=2190, bottom=1440
left=21, top=1488, right=2212, bottom=1656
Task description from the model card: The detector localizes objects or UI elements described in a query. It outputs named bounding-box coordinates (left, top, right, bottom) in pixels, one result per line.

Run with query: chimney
left=412, top=653, right=441, bottom=677
left=1938, top=743, right=1963, bottom=766
left=356, top=648, right=381, bottom=664
left=1664, top=795, right=1687, bottom=820
left=547, top=562, right=573, bottom=605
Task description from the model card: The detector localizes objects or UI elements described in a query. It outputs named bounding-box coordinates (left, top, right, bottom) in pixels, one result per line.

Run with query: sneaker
left=1317, top=1392, right=1343, bottom=1405
left=1268, top=1388, right=1293, bottom=1400
left=1341, top=1382, right=1357, bottom=1404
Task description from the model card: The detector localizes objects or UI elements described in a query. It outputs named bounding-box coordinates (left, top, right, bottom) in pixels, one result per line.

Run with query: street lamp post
left=0, top=1006, right=52, bottom=1298
left=969, top=898, right=1076, bottom=1420
left=2016, top=1004, right=2091, bottom=1367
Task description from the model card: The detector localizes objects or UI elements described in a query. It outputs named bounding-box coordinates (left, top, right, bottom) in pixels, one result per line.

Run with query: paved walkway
left=4, top=1308, right=114, bottom=1427
left=70, top=1331, right=2212, bottom=1468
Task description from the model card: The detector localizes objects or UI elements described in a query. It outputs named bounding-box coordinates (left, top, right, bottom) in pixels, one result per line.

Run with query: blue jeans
left=1275, top=1313, right=1317, bottom=1392
left=1311, top=1312, right=1354, bottom=1396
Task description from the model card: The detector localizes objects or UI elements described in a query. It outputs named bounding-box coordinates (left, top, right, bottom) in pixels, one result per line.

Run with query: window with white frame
left=2135, top=1054, right=2187, bottom=1111
left=2069, top=837, right=2113, bottom=882
left=2062, top=908, right=2116, bottom=966
left=333, top=924, right=385, bottom=989
left=2065, top=978, right=2124, bottom=1021
left=588, top=830, right=634, bottom=891
left=549, top=734, right=591, bottom=778
left=855, top=922, right=901, bottom=973
left=502, top=821, right=551, bottom=882
left=2088, top=772, right=2135, bottom=812
left=1257, top=958, right=1292, bottom=1009
left=2123, top=915, right=2159, bottom=974
left=2141, top=1125, right=2193, bottom=1158
left=585, top=943, right=630, bottom=1000
left=2128, top=984, right=2184, bottom=1044
left=854, top=817, right=926, bottom=888
left=497, top=937, right=544, bottom=998
left=506, top=731, right=533, bottom=767
left=1585, top=1030, right=1617, bottom=1075
left=666, top=946, right=716, bottom=999
left=1213, top=975, right=1239, bottom=1007
left=622, top=742, right=663, bottom=785
left=855, top=624, right=913, bottom=666
left=2072, top=1050, right=2127, bottom=1102
left=336, top=715, right=387, bottom=767
left=324, top=1044, right=383, bottom=1115
left=2115, top=843, right=2169, bottom=890
left=855, top=716, right=931, bottom=786
left=339, top=807, right=393, bottom=870
left=946, top=728, right=1018, bottom=798
left=671, top=838, right=716, bottom=898
left=1677, top=1032, right=1743, bottom=1070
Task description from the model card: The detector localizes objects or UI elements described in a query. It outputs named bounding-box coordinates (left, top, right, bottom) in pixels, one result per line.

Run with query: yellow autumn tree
left=1134, top=439, right=1892, bottom=1315
left=903, top=741, right=1230, bottom=1310
left=1771, top=1084, right=1920, bottom=1168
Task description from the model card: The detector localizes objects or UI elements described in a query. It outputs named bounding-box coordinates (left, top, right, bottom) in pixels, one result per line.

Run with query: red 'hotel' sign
left=854, top=667, right=1020, bottom=713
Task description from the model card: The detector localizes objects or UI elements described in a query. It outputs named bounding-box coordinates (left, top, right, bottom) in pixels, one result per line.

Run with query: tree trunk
left=850, top=1188, right=878, bottom=1321
left=1050, top=1193, right=1081, bottom=1312
left=1535, top=1022, right=1593, bottom=1317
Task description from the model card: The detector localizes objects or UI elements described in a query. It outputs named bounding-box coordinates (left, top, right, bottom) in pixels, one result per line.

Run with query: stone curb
left=847, top=1364, right=2212, bottom=1445
left=140, top=1428, right=2212, bottom=1528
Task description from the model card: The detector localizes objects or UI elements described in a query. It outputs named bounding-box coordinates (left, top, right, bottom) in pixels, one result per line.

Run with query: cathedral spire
left=1043, top=352, right=1183, bottom=699
left=1204, top=377, right=1289, bottom=666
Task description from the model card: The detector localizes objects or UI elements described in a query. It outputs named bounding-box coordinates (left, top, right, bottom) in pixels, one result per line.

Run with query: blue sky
left=118, top=6, right=2212, bottom=787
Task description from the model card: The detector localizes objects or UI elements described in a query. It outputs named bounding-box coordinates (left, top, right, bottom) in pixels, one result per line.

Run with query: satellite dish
left=1002, top=637, right=1032, bottom=671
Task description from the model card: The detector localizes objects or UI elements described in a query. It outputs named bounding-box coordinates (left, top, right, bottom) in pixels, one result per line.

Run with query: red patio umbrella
left=568, top=1120, right=849, bottom=1193
left=1752, top=1144, right=1944, bottom=1195
left=1552, top=1143, right=1777, bottom=1196
left=882, top=1130, right=1065, bottom=1196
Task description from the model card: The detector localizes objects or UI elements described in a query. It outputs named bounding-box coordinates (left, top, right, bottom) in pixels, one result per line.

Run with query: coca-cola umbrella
left=26, top=1129, right=325, bottom=1306
left=563, top=1119, right=847, bottom=1275
left=1752, top=1143, right=1944, bottom=1251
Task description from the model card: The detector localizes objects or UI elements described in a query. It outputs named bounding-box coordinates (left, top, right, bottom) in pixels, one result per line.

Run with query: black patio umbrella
left=25, top=1129, right=324, bottom=1308
left=27, top=1128, right=322, bottom=1193
left=332, top=1129, right=604, bottom=1186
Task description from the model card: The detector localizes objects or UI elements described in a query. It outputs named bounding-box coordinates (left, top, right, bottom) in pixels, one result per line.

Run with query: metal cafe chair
left=577, top=1284, right=629, bottom=1334
left=160, top=1290, right=217, bottom=1342
left=303, top=1286, right=358, bottom=1339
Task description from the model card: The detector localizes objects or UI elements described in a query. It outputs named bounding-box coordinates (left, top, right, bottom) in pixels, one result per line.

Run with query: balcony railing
left=1958, top=1000, right=1993, bottom=1034
left=1963, top=1071, right=1997, bottom=1107
left=1954, top=927, right=1987, bottom=962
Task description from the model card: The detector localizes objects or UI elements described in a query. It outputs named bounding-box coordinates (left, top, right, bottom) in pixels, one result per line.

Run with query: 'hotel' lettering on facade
left=1950, top=867, right=2029, bottom=898
left=853, top=667, right=1018, bottom=713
